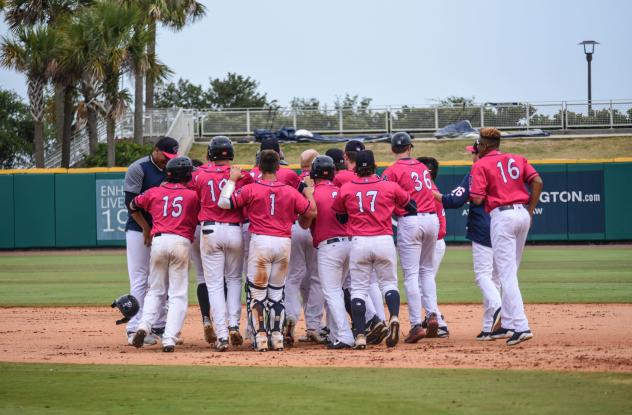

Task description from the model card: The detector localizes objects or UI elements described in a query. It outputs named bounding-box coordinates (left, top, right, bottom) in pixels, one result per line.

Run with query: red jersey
left=193, top=164, right=253, bottom=223
left=332, top=175, right=410, bottom=236
left=310, top=181, right=349, bottom=247
left=470, top=150, right=539, bottom=213
left=249, top=166, right=301, bottom=189
left=333, top=169, right=357, bottom=187
left=231, top=180, right=311, bottom=238
left=382, top=158, right=436, bottom=216
left=133, top=183, right=200, bottom=241
left=435, top=196, right=446, bottom=240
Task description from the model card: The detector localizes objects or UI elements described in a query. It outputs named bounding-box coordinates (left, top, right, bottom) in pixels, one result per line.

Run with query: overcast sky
left=1, top=0, right=631, bottom=107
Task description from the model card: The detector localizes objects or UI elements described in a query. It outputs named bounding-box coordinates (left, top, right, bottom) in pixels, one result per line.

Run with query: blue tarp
left=254, top=127, right=393, bottom=143
left=434, top=120, right=551, bottom=139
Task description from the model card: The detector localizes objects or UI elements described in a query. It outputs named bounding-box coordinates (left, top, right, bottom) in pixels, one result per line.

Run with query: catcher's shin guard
left=246, top=280, right=268, bottom=349
left=266, top=284, right=286, bottom=334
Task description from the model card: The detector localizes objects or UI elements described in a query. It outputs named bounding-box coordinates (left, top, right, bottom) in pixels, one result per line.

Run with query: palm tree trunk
left=134, top=70, right=144, bottom=144
left=87, top=108, right=98, bottom=155
left=106, top=116, right=116, bottom=167
left=144, top=19, right=156, bottom=110
left=33, top=121, right=44, bottom=167
left=61, top=86, right=74, bottom=168
left=54, top=83, right=65, bottom=144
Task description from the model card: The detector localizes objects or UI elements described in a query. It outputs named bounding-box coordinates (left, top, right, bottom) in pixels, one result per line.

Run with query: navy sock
left=351, top=298, right=366, bottom=336
left=197, top=283, right=211, bottom=320
left=384, top=290, right=400, bottom=317
left=343, top=288, right=352, bottom=318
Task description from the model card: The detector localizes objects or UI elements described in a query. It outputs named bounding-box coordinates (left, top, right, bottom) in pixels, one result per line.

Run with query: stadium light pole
left=579, top=40, right=599, bottom=113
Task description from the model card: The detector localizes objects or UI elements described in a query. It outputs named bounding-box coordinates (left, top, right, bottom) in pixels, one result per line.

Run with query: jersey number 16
left=496, top=158, right=520, bottom=184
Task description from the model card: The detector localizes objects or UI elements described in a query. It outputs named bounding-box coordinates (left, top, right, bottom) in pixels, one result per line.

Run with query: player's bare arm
left=298, top=184, right=317, bottom=229
left=527, top=176, right=544, bottom=218
left=128, top=200, right=153, bottom=247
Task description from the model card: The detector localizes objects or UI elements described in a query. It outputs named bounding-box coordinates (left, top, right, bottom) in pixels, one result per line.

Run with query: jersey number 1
left=162, top=196, right=183, bottom=217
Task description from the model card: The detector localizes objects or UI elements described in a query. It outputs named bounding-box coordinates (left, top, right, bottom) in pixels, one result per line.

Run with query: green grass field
left=0, top=363, right=630, bottom=415
left=189, top=135, right=632, bottom=165
left=0, top=246, right=630, bottom=306
left=1, top=246, right=630, bottom=414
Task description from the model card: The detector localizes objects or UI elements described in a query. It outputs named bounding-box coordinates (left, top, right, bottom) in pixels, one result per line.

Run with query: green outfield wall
left=0, top=162, right=631, bottom=249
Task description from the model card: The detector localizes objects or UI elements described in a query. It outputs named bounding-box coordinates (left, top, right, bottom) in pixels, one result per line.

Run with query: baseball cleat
left=386, top=316, right=400, bottom=348
left=424, top=313, right=440, bottom=338
left=132, top=329, right=147, bottom=349
left=254, top=332, right=269, bottom=352
left=476, top=331, right=493, bottom=341
left=162, top=345, right=175, bottom=353
left=354, top=334, right=367, bottom=350
left=492, top=308, right=502, bottom=333
left=299, top=328, right=326, bottom=344
left=203, top=316, right=217, bottom=344
left=126, top=331, right=135, bottom=346
left=327, top=341, right=353, bottom=350
left=437, top=326, right=450, bottom=338
left=270, top=331, right=285, bottom=351
left=366, top=321, right=389, bottom=345
left=229, top=326, right=243, bottom=346
left=143, top=333, right=160, bottom=345
left=404, top=324, right=426, bottom=344
left=215, top=338, right=229, bottom=352
left=506, top=330, right=533, bottom=346
left=490, top=327, right=514, bottom=340
left=283, top=318, right=296, bottom=347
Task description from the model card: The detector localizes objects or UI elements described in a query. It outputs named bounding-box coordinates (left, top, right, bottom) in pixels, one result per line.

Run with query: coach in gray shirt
left=123, top=136, right=178, bottom=345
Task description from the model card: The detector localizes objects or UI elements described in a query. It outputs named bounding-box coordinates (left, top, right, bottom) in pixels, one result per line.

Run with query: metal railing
left=192, top=100, right=632, bottom=138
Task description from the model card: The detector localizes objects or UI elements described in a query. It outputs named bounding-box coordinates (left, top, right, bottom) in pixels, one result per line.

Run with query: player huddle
left=118, top=127, right=543, bottom=353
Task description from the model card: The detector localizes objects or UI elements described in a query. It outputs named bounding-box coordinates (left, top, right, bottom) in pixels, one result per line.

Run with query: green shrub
left=84, top=140, right=154, bottom=167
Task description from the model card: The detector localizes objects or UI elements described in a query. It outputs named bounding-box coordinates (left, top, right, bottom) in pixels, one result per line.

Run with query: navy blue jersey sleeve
left=441, top=174, right=471, bottom=209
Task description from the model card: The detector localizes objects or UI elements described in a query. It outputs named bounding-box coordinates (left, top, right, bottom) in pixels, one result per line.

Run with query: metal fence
left=192, top=100, right=632, bottom=138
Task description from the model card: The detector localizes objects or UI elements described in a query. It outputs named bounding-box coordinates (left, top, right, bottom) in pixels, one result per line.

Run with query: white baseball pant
left=349, top=235, right=399, bottom=300
left=201, top=222, right=244, bottom=340
left=191, top=225, right=205, bottom=285
left=246, top=234, right=292, bottom=334
left=137, top=234, right=191, bottom=347
left=285, top=223, right=324, bottom=330
left=397, top=214, right=441, bottom=327
left=418, top=237, right=446, bottom=324
left=472, top=241, right=502, bottom=331
left=343, top=270, right=382, bottom=322
left=317, top=238, right=355, bottom=345
left=490, top=205, right=531, bottom=332
left=125, top=230, right=166, bottom=333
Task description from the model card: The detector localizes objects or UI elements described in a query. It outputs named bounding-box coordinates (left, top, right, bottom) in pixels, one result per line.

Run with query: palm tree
left=67, top=1, right=139, bottom=166
left=142, top=0, right=205, bottom=110
left=1, top=26, right=58, bottom=167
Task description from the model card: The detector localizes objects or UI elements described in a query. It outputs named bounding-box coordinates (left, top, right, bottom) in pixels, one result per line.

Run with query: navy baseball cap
left=355, top=150, right=375, bottom=168
left=260, top=138, right=281, bottom=154
left=325, top=148, right=345, bottom=166
left=155, top=136, right=179, bottom=159
left=345, top=140, right=365, bottom=153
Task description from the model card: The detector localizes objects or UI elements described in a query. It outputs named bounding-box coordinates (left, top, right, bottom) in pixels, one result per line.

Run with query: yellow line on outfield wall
left=1, top=158, right=631, bottom=174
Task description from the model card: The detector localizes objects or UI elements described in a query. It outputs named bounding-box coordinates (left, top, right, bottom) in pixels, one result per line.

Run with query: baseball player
left=219, top=150, right=317, bottom=352
left=193, top=136, right=253, bottom=351
left=190, top=159, right=216, bottom=345
left=417, top=156, right=450, bottom=338
left=309, top=155, right=356, bottom=349
left=123, top=136, right=178, bottom=345
left=286, top=149, right=327, bottom=345
left=333, top=150, right=416, bottom=349
left=382, top=133, right=441, bottom=343
left=130, top=157, right=200, bottom=352
left=469, top=127, right=543, bottom=346
left=433, top=144, right=502, bottom=340
left=330, top=143, right=388, bottom=344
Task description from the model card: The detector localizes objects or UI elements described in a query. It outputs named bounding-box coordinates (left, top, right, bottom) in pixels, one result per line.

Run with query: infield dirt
left=1, top=304, right=630, bottom=372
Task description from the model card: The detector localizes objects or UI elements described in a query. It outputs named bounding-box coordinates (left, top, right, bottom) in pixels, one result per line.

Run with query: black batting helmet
left=111, top=294, right=139, bottom=325
left=207, top=136, right=234, bottom=161
left=391, top=132, right=413, bottom=148
left=310, top=155, right=335, bottom=180
left=166, top=156, right=193, bottom=183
